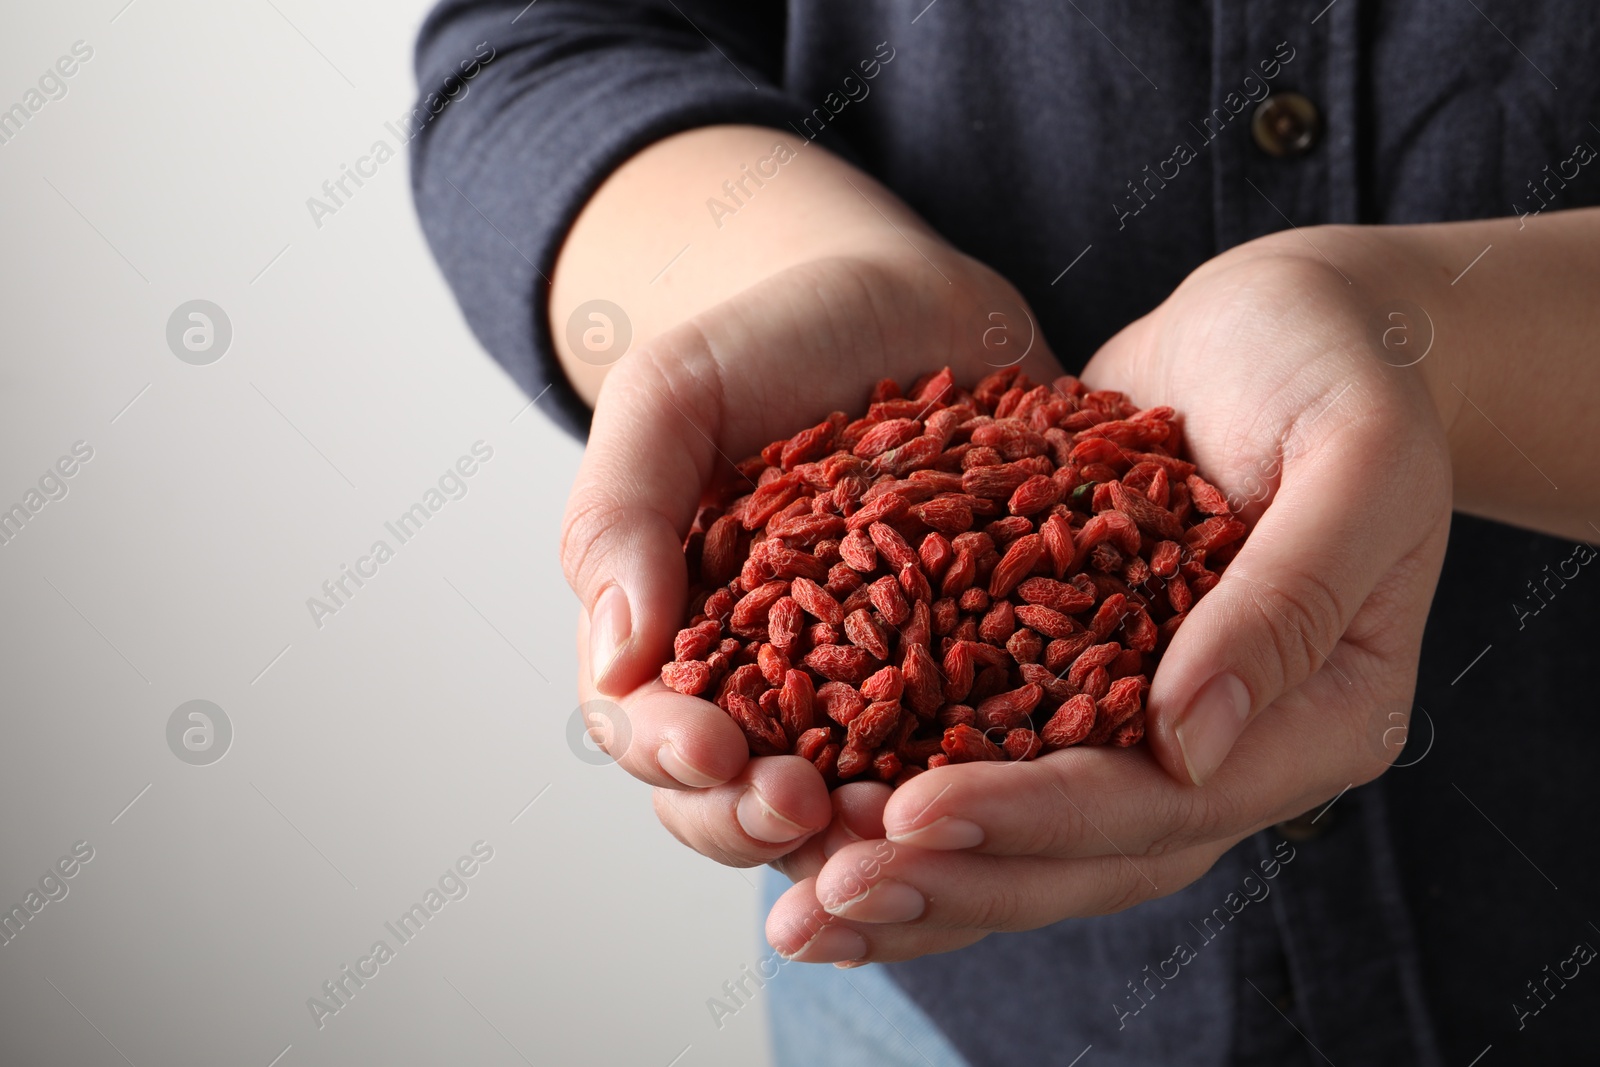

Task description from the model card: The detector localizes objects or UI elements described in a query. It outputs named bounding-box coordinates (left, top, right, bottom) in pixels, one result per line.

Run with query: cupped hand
left=765, top=233, right=1457, bottom=965
left=562, top=248, right=1057, bottom=872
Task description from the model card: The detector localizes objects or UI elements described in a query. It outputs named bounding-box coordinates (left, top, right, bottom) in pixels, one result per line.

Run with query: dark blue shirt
left=410, top=3, right=1600, bottom=1063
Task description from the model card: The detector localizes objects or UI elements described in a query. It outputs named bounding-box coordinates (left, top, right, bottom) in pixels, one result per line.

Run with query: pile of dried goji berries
left=661, top=367, right=1246, bottom=790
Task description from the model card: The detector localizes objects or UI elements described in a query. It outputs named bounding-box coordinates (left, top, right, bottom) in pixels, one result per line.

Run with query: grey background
left=0, top=2, right=770, bottom=1064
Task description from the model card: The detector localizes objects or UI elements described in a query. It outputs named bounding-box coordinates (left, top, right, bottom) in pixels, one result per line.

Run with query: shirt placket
left=1204, top=2, right=1440, bottom=1062
left=1209, top=0, right=1360, bottom=254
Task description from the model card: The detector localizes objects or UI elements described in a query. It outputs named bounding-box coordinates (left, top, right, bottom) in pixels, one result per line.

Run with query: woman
left=411, top=3, right=1600, bottom=1062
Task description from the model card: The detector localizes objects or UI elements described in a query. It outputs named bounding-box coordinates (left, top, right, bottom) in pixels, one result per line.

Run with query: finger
left=768, top=834, right=829, bottom=884
left=812, top=839, right=1224, bottom=939
left=765, top=876, right=986, bottom=965
left=769, top=783, right=891, bottom=883
left=879, top=744, right=1185, bottom=859
left=878, top=679, right=1380, bottom=861
left=805, top=782, right=894, bottom=865
left=577, top=609, right=750, bottom=789
left=585, top=680, right=752, bottom=789
left=651, top=755, right=831, bottom=867
left=1144, top=417, right=1446, bottom=786
left=561, top=334, right=726, bottom=697
left=765, top=878, right=872, bottom=964
left=826, top=781, right=892, bottom=850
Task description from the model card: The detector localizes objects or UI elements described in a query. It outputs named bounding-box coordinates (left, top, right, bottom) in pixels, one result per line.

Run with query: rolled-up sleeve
left=411, top=0, right=810, bottom=437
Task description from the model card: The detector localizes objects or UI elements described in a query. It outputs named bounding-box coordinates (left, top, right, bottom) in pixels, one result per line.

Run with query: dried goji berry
left=845, top=491, right=908, bottom=533
left=1008, top=474, right=1061, bottom=516
left=1003, top=728, right=1043, bottom=761
left=976, top=683, right=1043, bottom=731
left=757, top=643, right=790, bottom=686
left=836, top=742, right=872, bottom=779
left=861, top=665, right=905, bottom=703
left=914, top=493, right=976, bottom=534
left=1041, top=693, right=1096, bottom=748
left=902, top=643, right=944, bottom=718
left=793, top=726, right=832, bottom=761
left=989, top=533, right=1045, bottom=597
left=663, top=368, right=1246, bottom=788
left=726, top=693, right=788, bottom=756
left=661, top=660, right=711, bottom=695
left=1006, top=627, right=1043, bottom=664
left=789, top=576, right=844, bottom=627
left=815, top=681, right=866, bottom=726
left=804, top=644, right=878, bottom=684
left=847, top=700, right=902, bottom=749
left=1014, top=604, right=1077, bottom=640
left=768, top=596, right=803, bottom=652
left=979, top=599, right=1016, bottom=644
left=868, top=521, right=919, bottom=571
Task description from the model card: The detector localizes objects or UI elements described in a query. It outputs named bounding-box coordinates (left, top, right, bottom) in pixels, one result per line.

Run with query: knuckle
left=1013, top=764, right=1106, bottom=858
left=1010, top=782, right=1085, bottom=857
left=1099, top=869, right=1156, bottom=916
left=1147, top=786, right=1237, bottom=857
left=1248, top=571, right=1347, bottom=690
left=655, top=786, right=771, bottom=869
left=961, top=881, right=1026, bottom=932
left=652, top=788, right=698, bottom=851
left=559, top=493, right=627, bottom=594
left=768, top=851, right=815, bottom=883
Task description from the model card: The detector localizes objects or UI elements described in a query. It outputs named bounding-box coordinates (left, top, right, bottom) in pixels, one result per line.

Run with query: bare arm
left=1406, top=211, right=1600, bottom=541
left=1288, top=212, right=1600, bottom=543
left=549, top=125, right=954, bottom=404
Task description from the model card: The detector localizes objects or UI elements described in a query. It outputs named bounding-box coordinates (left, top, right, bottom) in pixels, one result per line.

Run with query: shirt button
left=1251, top=92, right=1320, bottom=157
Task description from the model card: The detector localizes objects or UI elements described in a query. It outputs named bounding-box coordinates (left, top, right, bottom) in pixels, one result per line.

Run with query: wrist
left=552, top=124, right=971, bottom=405
left=1211, top=223, right=1467, bottom=448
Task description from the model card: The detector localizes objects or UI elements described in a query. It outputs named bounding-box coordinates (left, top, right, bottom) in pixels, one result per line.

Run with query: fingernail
left=737, top=788, right=810, bottom=844
left=825, top=879, right=925, bottom=924
left=657, top=741, right=724, bottom=788
left=1175, top=672, right=1252, bottom=786
left=781, top=923, right=867, bottom=964
left=887, top=817, right=984, bottom=850
left=589, top=584, right=631, bottom=695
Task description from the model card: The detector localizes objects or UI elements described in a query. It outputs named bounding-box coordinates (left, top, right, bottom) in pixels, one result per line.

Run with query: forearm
left=550, top=125, right=955, bottom=405
left=1259, top=211, right=1600, bottom=542
left=1403, top=209, right=1600, bottom=540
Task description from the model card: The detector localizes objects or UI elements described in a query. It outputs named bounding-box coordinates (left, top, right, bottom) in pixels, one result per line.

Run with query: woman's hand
left=763, top=232, right=1457, bottom=964
left=564, top=247, right=1058, bottom=871
left=550, top=122, right=1595, bottom=965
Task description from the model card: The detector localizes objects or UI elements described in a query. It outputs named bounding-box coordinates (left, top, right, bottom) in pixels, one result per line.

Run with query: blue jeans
left=761, top=867, right=969, bottom=1067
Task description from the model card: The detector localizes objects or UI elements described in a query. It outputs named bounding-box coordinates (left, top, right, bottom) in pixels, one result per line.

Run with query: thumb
left=1143, top=464, right=1389, bottom=786
left=560, top=334, right=724, bottom=696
